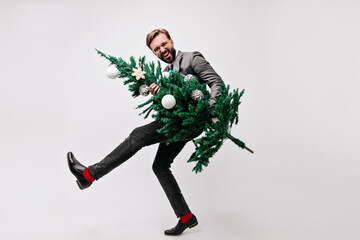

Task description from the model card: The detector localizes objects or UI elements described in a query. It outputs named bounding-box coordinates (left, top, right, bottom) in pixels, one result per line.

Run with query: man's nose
left=160, top=47, right=166, bottom=53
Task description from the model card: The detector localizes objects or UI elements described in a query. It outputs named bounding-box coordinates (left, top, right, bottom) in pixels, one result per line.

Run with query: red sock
left=180, top=212, right=193, bottom=223
left=83, top=168, right=95, bottom=183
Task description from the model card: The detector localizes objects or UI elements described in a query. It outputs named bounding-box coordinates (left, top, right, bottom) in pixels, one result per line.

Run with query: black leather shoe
left=67, top=152, right=92, bottom=190
left=164, top=215, right=198, bottom=236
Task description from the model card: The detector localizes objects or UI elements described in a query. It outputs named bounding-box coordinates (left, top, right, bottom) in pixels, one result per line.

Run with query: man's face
left=150, top=33, right=176, bottom=63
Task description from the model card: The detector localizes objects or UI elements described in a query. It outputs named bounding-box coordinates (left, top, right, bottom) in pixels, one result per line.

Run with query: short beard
left=162, top=48, right=176, bottom=63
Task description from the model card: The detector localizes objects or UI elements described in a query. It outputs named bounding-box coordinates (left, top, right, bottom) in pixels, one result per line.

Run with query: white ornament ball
left=106, top=64, right=120, bottom=79
left=161, top=94, right=176, bottom=109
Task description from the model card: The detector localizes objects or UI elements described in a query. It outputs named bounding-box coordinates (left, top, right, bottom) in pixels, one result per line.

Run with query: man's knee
left=152, top=161, right=170, bottom=176
left=129, top=125, right=159, bottom=147
left=127, top=126, right=147, bottom=147
left=129, top=126, right=142, bottom=139
left=152, top=161, right=161, bottom=176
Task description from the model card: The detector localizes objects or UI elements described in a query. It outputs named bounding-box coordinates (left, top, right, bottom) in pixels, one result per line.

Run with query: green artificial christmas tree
left=97, top=49, right=253, bottom=173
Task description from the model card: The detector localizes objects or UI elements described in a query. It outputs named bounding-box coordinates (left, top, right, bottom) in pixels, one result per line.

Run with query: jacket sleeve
left=190, top=51, right=224, bottom=114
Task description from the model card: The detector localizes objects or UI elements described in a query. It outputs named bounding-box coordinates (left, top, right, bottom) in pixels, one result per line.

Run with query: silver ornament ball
left=191, top=90, right=204, bottom=101
left=184, top=74, right=194, bottom=81
left=139, top=84, right=150, bottom=96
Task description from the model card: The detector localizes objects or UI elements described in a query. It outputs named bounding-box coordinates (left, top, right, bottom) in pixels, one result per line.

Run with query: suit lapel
left=173, top=50, right=183, bottom=72
left=162, top=50, right=183, bottom=73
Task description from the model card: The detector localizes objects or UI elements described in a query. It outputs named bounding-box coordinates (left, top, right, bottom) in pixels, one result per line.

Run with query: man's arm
left=190, top=51, right=224, bottom=114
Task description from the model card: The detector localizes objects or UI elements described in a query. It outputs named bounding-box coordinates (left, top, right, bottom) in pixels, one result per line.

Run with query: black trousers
left=88, top=121, right=198, bottom=217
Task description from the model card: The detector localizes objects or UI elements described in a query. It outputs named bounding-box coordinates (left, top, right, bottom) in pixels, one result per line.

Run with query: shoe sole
left=164, top=221, right=198, bottom=236
left=76, top=180, right=85, bottom=190
left=189, top=222, right=198, bottom=228
left=67, top=153, right=88, bottom=191
left=67, top=155, right=83, bottom=190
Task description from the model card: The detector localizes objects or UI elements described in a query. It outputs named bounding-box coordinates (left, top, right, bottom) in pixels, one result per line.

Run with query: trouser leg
left=152, top=141, right=191, bottom=218
left=88, top=121, right=167, bottom=180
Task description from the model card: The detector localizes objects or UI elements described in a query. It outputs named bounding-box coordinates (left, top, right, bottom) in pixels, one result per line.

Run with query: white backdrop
left=0, top=0, right=359, bottom=239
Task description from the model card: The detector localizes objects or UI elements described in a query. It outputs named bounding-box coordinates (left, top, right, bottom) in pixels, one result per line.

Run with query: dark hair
left=146, top=29, right=171, bottom=49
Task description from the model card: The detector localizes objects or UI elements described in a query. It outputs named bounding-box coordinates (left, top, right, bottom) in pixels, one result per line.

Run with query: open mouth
left=162, top=51, right=170, bottom=58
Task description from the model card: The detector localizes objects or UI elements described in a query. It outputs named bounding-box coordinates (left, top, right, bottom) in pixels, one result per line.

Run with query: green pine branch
left=97, top=50, right=251, bottom=173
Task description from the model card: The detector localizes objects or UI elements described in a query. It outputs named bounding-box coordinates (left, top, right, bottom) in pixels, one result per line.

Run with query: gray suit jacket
left=164, top=50, right=224, bottom=113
